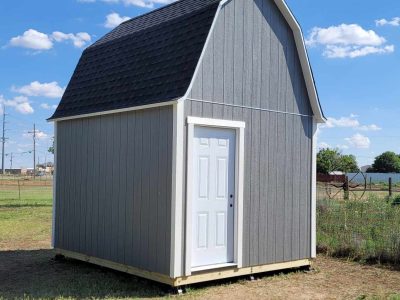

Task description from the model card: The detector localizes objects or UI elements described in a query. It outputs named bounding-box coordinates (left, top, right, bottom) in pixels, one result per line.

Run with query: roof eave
left=47, top=99, right=180, bottom=122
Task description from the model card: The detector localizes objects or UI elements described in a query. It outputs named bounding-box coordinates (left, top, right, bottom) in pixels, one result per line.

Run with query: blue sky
left=0, top=0, right=399, bottom=168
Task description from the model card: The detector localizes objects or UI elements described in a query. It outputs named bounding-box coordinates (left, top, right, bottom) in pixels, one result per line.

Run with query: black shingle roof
left=50, top=0, right=220, bottom=120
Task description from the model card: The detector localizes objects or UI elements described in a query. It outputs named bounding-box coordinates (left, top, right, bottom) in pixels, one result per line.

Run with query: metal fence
left=0, top=175, right=53, bottom=204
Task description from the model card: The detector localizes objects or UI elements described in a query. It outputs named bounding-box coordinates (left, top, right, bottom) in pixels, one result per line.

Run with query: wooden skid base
left=54, top=248, right=310, bottom=287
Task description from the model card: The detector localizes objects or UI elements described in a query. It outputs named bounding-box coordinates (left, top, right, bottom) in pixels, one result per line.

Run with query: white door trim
left=185, top=117, right=245, bottom=276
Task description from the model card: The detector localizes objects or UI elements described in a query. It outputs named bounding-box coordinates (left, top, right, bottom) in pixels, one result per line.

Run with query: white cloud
left=306, top=24, right=394, bottom=58
left=0, top=95, right=34, bottom=115
left=104, top=13, right=131, bottom=28
left=318, top=142, right=331, bottom=149
left=9, top=29, right=53, bottom=50
left=8, top=29, right=91, bottom=50
left=324, top=45, right=394, bottom=59
left=51, top=32, right=91, bottom=48
left=23, top=130, right=49, bottom=140
left=41, top=103, right=58, bottom=110
left=337, top=144, right=350, bottom=150
left=13, top=81, right=65, bottom=98
left=121, top=0, right=175, bottom=8
left=78, top=0, right=176, bottom=8
left=357, top=124, right=382, bottom=131
left=321, top=115, right=382, bottom=132
left=376, top=17, right=400, bottom=27
left=323, top=116, right=360, bottom=129
left=345, top=133, right=371, bottom=149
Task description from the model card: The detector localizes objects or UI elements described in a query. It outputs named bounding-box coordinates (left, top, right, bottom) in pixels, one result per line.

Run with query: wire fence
left=0, top=175, right=53, bottom=206
left=1, top=173, right=399, bottom=265
left=317, top=197, right=400, bottom=264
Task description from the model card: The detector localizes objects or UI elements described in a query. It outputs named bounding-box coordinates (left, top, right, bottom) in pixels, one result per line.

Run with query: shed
left=49, top=0, right=326, bottom=287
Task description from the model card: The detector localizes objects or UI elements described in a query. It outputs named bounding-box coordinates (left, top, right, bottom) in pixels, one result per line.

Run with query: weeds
left=317, top=195, right=400, bottom=265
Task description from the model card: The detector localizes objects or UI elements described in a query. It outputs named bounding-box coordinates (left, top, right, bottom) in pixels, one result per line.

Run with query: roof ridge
left=90, top=0, right=220, bottom=48
left=119, top=0, right=194, bottom=27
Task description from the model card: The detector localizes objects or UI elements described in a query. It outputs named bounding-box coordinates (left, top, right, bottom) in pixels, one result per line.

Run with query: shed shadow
left=0, top=249, right=169, bottom=299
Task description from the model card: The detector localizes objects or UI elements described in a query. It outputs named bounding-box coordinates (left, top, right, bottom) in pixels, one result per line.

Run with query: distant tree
left=339, top=155, right=360, bottom=173
left=372, top=151, right=400, bottom=173
left=317, top=148, right=341, bottom=174
left=48, top=139, right=54, bottom=155
left=317, top=148, right=359, bottom=174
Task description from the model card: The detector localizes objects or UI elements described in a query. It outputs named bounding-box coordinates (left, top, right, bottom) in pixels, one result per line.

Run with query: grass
left=317, top=195, right=400, bottom=265
left=0, top=185, right=52, bottom=250
left=1, top=184, right=400, bottom=298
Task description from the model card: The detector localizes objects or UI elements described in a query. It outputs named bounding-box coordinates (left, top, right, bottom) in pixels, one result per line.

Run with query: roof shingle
left=50, top=0, right=220, bottom=120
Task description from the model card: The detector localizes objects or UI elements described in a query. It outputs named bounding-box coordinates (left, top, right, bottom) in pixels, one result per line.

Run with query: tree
left=317, top=148, right=341, bottom=174
left=317, top=148, right=359, bottom=174
left=372, top=151, right=400, bottom=173
left=339, top=155, right=359, bottom=173
left=48, top=139, right=54, bottom=155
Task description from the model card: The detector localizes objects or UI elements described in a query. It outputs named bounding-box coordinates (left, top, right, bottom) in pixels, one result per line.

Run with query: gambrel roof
left=50, top=0, right=325, bottom=122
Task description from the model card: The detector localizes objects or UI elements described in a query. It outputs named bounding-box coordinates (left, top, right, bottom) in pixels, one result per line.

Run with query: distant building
left=5, top=168, right=28, bottom=175
left=330, top=171, right=345, bottom=175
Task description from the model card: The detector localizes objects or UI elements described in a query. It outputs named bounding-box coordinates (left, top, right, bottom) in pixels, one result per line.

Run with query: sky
left=0, top=0, right=399, bottom=168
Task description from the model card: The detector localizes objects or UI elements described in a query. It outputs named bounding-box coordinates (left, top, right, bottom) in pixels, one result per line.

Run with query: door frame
left=185, top=116, right=245, bottom=276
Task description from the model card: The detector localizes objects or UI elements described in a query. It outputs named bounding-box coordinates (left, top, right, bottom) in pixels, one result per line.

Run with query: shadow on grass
left=0, top=249, right=312, bottom=299
left=0, top=249, right=169, bottom=299
left=0, top=204, right=52, bottom=208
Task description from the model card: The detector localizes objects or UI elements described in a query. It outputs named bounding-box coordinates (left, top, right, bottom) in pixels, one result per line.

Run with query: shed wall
left=184, top=0, right=313, bottom=268
left=188, top=0, right=313, bottom=116
left=55, top=106, right=173, bottom=275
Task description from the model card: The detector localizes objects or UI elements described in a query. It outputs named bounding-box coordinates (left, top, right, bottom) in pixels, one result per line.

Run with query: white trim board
left=187, top=98, right=313, bottom=118
left=48, top=100, right=177, bottom=122
left=185, top=116, right=245, bottom=276
left=187, top=117, right=246, bottom=129
left=311, top=118, right=317, bottom=258
left=51, top=122, right=58, bottom=248
left=170, top=99, right=185, bottom=278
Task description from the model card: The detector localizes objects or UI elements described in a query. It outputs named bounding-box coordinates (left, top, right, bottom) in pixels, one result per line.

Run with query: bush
left=317, top=196, right=400, bottom=265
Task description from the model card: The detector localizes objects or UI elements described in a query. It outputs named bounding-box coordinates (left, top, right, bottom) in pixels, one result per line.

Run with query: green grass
left=317, top=195, right=400, bottom=264
left=0, top=186, right=52, bottom=250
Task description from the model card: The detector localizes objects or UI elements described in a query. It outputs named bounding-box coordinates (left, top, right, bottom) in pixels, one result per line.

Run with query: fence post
left=369, top=177, right=372, bottom=190
left=344, top=176, right=349, bottom=200
left=18, top=179, right=21, bottom=201
left=389, top=177, right=393, bottom=198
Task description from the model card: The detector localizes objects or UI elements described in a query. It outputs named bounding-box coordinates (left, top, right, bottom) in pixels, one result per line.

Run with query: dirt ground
left=1, top=250, right=400, bottom=300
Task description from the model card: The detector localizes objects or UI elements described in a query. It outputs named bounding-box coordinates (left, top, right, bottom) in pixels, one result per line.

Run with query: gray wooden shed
left=49, top=0, right=326, bottom=287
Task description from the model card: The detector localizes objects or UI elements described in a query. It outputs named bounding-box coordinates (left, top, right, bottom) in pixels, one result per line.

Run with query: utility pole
left=33, top=124, right=36, bottom=179
left=10, top=153, right=13, bottom=170
left=28, top=124, right=36, bottom=179
left=1, top=104, right=6, bottom=175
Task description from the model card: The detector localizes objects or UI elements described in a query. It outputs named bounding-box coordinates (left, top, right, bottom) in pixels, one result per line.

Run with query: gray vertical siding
left=55, top=106, right=173, bottom=275
left=185, top=0, right=313, bottom=267
left=188, top=0, right=312, bottom=116
left=184, top=101, right=312, bottom=267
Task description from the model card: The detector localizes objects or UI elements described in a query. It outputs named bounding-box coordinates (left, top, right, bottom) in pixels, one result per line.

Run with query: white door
left=191, top=126, right=236, bottom=268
